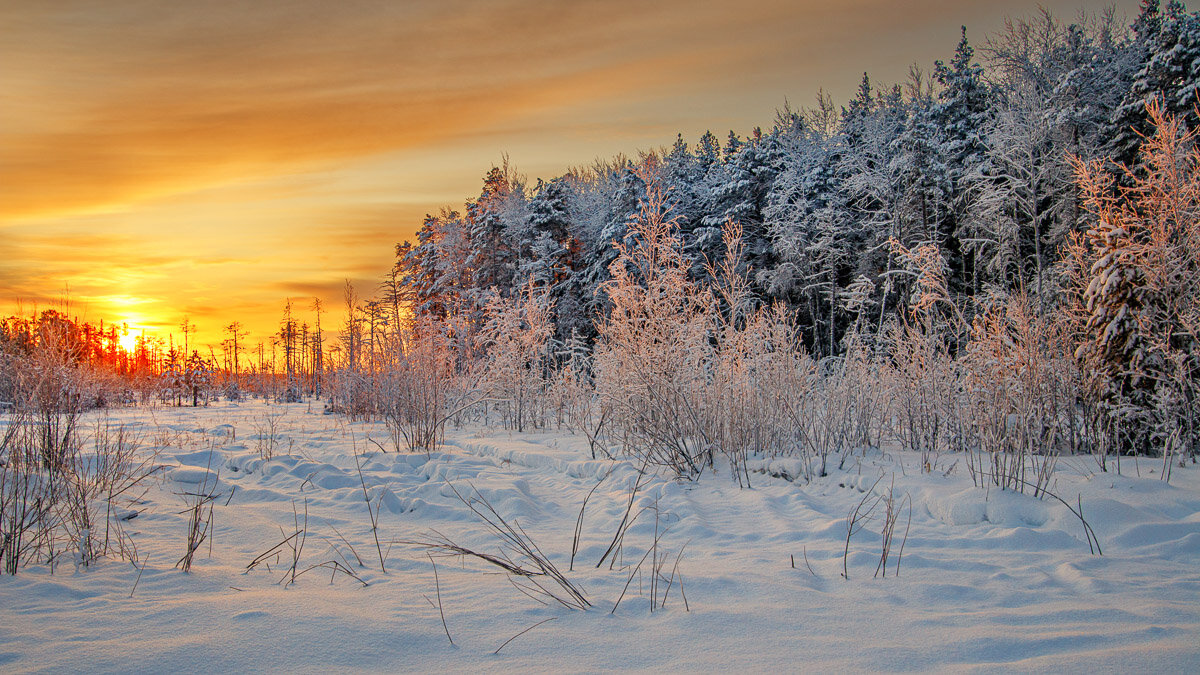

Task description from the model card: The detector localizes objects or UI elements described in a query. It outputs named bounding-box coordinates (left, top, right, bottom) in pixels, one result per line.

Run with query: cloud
left=1, top=0, right=755, bottom=221
left=271, top=278, right=377, bottom=301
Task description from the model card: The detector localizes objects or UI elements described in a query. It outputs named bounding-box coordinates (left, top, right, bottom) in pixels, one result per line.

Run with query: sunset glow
left=118, top=329, right=139, bottom=354
left=1, top=0, right=1141, bottom=346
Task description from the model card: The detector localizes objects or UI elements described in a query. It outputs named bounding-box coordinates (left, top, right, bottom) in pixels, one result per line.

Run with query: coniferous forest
left=365, top=2, right=1200, bottom=462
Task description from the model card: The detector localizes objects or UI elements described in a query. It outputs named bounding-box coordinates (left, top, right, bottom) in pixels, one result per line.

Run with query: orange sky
left=1, top=0, right=1140, bottom=349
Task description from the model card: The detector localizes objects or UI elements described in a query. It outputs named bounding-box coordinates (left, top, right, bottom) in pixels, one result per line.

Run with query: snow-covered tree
left=464, top=161, right=528, bottom=308
left=1111, top=1, right=1200, bottom=165
left=1073, top=102, right=1200, bottom=456
left=764, top=122, right=847, bottom=355
left=935, top=27, right=993, bottom=295
left=968, top=83, right=1062, bottom=308
left=578, top=158, right=645, bottom=320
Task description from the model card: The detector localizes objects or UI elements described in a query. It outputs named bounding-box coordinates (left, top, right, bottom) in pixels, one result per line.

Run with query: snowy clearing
left=2, top=400, right=1198, bottom=673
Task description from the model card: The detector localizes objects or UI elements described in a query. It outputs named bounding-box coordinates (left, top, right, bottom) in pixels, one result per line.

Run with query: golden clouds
left=2, top=0, right=736, bottom=220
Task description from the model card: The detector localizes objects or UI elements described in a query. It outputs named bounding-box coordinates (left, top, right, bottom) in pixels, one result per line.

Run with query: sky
left=1, top=0, right=1142, bottom=349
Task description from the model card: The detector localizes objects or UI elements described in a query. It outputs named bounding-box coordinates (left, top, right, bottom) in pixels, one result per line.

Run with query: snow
left=3, top=399, right=1199, bottom=672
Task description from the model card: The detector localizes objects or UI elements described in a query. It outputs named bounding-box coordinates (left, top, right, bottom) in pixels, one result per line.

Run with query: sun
left=119, top=330, right=139, bottom=353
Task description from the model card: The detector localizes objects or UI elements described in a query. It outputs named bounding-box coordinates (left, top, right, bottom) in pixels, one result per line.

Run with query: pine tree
left=1045, top=12, right=1135, bottom=249
left=183, top=351, right=210, bottom=407
left=1076, top=182, right=1152, bottom=452
left=465, top=165, right=525, bottom=304
left=581, top=160, right=645, bottom=319
left=1108, top=0, right=1187, bottom=165
left=664, top=135, right=705, bottom=269
left=934, top=26, right=993, bottom=296
left=697, top=129, right=780, bottom=296
left=892, top=68, right=951, bottom=250
left=696, top=130, right=721, bottom=171
left=1139, top=3, right=1200, bottom=131
left=764, top=116, right=851, bottom=354
left=521, top=177, right=588, bottom=348
left=1074, top=102, right=1200, bottom=455
left=840, top=79, right=911, bottom=315
left=401, top=209, right=473, bottom=319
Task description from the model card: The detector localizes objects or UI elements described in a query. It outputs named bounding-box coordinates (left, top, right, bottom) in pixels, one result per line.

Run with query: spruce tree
left=934, top=26, right=992, bottom=296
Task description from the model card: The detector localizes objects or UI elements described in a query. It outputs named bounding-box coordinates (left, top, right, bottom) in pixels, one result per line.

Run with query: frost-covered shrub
left=10, top=329, right=94, bottom=471
left=184, top=352, right=213, bottom=407
left=595, top=174, right=817, bottom=481
left=962, top=292, right=1074, bottom=494
left=377, top=315, right=482, bottom=451
left=878, top=240, right=964, bottom=469
left=793, top=332, right=886, bottom=478
left=706, top=301, right=815, bottom=484
left=158, top=351, right=214, bottom=407
left=0, top=415, right=54, bottom=574
left=0, top=351, right=16, bottom=411
left=2, top=408, right=156, bottom=574
left=550, top=337, right=609, bottom=457
left=884, top=318, right=962, bottom=469
left=702, top=223, right=823, bottom=484
left=593, top=175, right=716, bottom=477
left=326, top=369, right=378, bottom=421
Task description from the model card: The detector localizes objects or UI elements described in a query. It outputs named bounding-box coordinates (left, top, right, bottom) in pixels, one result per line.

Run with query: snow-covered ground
left=2, top=400, right=1198, bottom=673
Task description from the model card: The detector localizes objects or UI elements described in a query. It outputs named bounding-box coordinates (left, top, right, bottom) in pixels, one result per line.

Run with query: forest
left=355, top=1, right=1200, bottom=465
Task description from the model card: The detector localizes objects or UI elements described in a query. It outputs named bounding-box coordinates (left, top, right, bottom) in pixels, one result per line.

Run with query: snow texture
left=2, top=400, right=1198, bottom=672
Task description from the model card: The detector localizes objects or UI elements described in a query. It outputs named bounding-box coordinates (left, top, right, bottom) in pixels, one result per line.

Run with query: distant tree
left=183, top=351, right=211, bottom=407
left=224, top=321, right=247, bottom=376
left=310, top=297, right=325, bottom=397
left=342, top=280, right=360, bottom=373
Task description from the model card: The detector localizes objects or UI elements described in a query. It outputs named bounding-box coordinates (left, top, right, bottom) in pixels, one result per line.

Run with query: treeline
left=397, top=4, right=1198, bottom=347
left=338, top=3, right=1200, bottom=460
left=0, top=308, right=325, bottom=407
left=0, top=311, right=156, bottom=409
left=1, top=311, right=148, bottom=377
